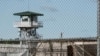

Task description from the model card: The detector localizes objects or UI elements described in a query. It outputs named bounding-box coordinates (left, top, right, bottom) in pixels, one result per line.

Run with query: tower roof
left=13, top=11, right=43, bottom=16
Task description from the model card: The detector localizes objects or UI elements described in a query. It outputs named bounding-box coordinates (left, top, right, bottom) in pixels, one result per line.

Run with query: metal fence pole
left=97, top=0, right=100, bottom=56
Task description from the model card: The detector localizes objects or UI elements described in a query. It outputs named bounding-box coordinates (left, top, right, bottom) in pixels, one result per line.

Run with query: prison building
left=0, top=10, right=97, bottom=56
left=0, top=37, right=97, bottom=56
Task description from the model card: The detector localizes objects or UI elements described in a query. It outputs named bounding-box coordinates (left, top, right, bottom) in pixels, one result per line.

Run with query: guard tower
left=13, top=11, right=43, bottom=56
left=14, top=11, right=43, bottom=40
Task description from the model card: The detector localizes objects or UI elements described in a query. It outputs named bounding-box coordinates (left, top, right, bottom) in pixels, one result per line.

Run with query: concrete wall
left=36, top=41, right=97, bottom=56
left=0, top=44, right=28, bottom=56
left=0, top=41, right=97, bottom=56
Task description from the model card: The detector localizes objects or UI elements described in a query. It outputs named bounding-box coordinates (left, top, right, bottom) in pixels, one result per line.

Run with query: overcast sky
left=0, top=0, right=97, bottom=39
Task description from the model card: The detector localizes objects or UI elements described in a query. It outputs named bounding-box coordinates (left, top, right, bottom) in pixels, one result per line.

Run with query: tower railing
left=14, top=21, right=43, bottom=27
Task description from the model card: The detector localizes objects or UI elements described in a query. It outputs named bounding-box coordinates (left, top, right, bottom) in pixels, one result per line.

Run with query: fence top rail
left=0, top=37, right=96, bottom=43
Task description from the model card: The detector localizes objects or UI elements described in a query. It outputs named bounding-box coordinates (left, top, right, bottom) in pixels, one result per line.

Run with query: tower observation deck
left=13, top=11, right=43, bottom=40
